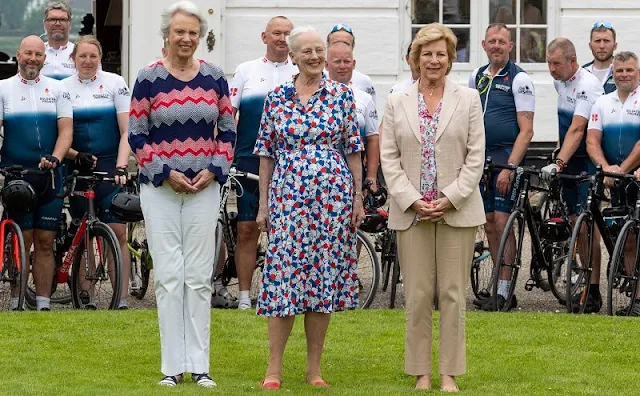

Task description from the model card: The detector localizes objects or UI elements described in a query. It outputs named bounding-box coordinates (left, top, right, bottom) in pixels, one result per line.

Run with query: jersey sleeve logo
left=576, top=91, right=589, bottom=101
left=517, top=85, right=533, bottom=96
left=117, top=87, right=130, bottom=96
left=591, top=113, right=598, bottom=122
left=230, top=87, right=238, bottom=96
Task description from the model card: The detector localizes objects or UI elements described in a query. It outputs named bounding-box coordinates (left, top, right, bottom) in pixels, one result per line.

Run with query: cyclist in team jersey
left=586, top=51, right=640, bottom=316
left=326, top=24, right=377, bottom=105
left=582, top=21, right=617, bottom=94
left=61, top=35, right=132, bottom=309
left=224, top=16, right=298, bottom=310
left=469, top=23, right=535, bottom=311
left=0, top=35, right=73, bottom=311
left=541, top=37, right=604, bottom=313
left=390, top=43, right=419, bottom=95
left=41, top=2, right=75, bottom=80
left=326, top=41, right=380, bottom=190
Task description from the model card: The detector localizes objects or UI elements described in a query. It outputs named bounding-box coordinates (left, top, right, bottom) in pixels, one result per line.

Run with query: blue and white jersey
left=0, top=74, right=72, bottom=168
left=230, top=56, right=298, bottom=159
left=352, top=69, right=377, bottom=105
left=41, top=42, right=75, bottom=80
left=469, top=60, right=535, bottom=151
left=587, top=88, right=640, bottom=166
left=554, top=68, right=604, bottom=157
left=62, top=70, right=130, bottom=160
left=353, top=87, right=378, bottom=142
left=583, top=61, right=616, bottom=94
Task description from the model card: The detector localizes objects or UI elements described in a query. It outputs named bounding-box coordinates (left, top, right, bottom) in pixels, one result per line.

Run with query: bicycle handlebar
left=56, top=170, right=136, bottom=199
left=229, top=166, right=259, bottom=182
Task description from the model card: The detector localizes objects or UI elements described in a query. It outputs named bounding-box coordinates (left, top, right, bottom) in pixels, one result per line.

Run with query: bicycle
left=470, top=225, right=492, bottom=300
left=56, top=170, right=124, bottom=309
left=486, top=158, right=587, bottom=311
left=0, top=165, right=39, bottom=311
left=565, top=165, right=634, bottom=314
left=607, top=179, right=640, bottom=316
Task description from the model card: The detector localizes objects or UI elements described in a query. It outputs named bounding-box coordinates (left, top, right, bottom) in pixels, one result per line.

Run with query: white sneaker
left=158, top=374, right=183, bottom=386
left=193, top=373, right=217, bottom=388
left=238, top=299, right=252, bottom=310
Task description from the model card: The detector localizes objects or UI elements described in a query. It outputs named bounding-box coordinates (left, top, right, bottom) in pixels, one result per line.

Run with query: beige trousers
left=397, top=221, right=476, bottom=376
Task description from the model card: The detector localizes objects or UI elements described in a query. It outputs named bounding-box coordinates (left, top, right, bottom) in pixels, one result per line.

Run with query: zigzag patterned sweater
left=128, top=60, right=236, bottom=186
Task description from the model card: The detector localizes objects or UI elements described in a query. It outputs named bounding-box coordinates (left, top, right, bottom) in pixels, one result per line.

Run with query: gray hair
left=547, top=37, right=576, bottom=60
left=44, top=1, right=72, bottom=21
left=160, top=1, right=208, bottom=39
left=614, top=51, right=639, bottom=64
left=286, top=26, right=323, bottom=53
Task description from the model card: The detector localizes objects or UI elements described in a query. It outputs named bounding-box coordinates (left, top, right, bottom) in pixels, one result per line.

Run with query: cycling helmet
left=359, top=208, right=388, bottom=234
left=109, top=192, right=143, bottom=223
left=363, top=185, right=388, bottom=210
left=1, top=180, right=36, bottom=217
left=539, top=217, right=571, bottom=242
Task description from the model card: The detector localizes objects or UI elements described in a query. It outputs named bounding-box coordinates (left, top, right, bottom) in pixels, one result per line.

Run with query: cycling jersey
left=587, top=88, right=640, bottom=166
left=583, top=61, right=616, bottom=94
left=351, top=69, right=377, bottom=105
left=0, top=74, right=72, bottom=168
left=554, top=68, right=604, bottom=158
left=62, top=70, right=130, bottom=160
left=353, top=87, right=378, bottom=141
left=230, top=57, right=298, bottom=160
left=389, top=77, right=415, bottom=94
left=41, top=42, right=75, bottom=80
left=469, top=60, right=535, bottom=150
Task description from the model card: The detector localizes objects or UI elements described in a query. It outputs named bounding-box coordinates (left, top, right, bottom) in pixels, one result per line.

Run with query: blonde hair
left=71, top=35, right=103, bottom=59
left=409, top=23, right=457, bottom=75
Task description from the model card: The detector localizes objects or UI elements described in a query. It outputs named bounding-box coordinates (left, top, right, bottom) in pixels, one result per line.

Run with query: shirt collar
left=284, top=74, right=328, bottom=100
left=45, top=42, right=69, bottom=51
left=19, top=74, right=40, bottom=85
left=262, top=56, right=291, bottom=67
left=483, top=60, right=511, bottom=77
left=77, top=72, right=98, bottom=84
left=564, top=68, right=581, bottom=85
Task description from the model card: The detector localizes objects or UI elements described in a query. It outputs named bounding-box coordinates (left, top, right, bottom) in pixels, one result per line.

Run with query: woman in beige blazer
left=380, top=23, right=485, bottom=392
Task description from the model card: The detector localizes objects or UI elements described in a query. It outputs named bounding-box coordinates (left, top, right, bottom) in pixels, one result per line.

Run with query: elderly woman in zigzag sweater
left=128, top=0, right=235, bottom=388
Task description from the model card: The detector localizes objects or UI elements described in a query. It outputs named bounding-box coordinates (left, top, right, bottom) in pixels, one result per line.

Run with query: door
left=126, top=0, right=223, bottom=84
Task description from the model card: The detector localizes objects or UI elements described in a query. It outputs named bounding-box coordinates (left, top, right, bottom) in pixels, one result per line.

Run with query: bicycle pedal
left=524, top=279, right=535, bottom=291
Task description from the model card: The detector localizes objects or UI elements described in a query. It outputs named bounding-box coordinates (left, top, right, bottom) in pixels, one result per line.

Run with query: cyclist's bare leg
left=494, top=211, right=515, bottom=282
left=214, top=243, right=226, bottom=283
left=33, top=230, right=55, bottom=304
left=484, top=212, right=499, bottom=263
left=265, top=316, right=295, bottom=382
left=588, top=226, right=602, bottom=285
left=109, top=223, right=129, bottom=307
left=304, top=312, right=330, bottom=384
left=236, top=221, right=260, bottom=300
left=622, top=232, right=640, bottom=296
left=15, top=231, right=34, bottom=301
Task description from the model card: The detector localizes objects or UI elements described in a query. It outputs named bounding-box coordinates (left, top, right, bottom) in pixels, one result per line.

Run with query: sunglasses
left=591, top=21, right=614, bottom=30
left=330, top=23, right=353, bottom=35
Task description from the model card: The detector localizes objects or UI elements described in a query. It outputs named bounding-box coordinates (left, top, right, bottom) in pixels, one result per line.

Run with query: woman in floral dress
left=253, top=26, right=365, bottom=389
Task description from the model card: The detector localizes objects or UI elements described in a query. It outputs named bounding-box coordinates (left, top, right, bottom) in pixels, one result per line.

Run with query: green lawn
left=0, top=309, right=638, bottom=395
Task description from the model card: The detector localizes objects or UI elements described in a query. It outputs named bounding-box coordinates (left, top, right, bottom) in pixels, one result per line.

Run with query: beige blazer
left=380, top=78, right=486, bottom=230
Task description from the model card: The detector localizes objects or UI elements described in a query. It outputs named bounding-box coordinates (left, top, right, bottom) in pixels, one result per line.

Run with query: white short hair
left=286, top=26, right=323, bottom=53
left=160, top=1, right=208, bottom=39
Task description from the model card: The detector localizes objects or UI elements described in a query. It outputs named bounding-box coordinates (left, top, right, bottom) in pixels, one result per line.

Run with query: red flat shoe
left=261, top=376, right=281, bottom=390
left=307, top=378, right=329, bottom=387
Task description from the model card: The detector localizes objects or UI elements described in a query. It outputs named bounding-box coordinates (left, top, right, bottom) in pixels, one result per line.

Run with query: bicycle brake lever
left=50, top=169, right=55, bottom=190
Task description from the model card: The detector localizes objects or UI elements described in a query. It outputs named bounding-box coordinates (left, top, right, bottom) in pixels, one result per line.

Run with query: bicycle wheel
left=129, top=221, right=151, bottom=300
left=389, top=248, right=401, bottom=309
left=546, top=241, right=570, bottom=304
left=471, top=225, right=493, bottom=300
left=356, top=229, right=380, bottom=309
left=491, top=210, right=526, bottom=312
left=607, top=220, right=640, bottom=316
left=212, top=219, right=224, bottom=276
left=71, top=222, right=123, bottom=310
left=565, top=213, right=593, bottom=314
left=0, top=222, right=27, bottom=311
left=24, top=251, right=73, bottom=309
left=380, top=230, right=394, bottom=291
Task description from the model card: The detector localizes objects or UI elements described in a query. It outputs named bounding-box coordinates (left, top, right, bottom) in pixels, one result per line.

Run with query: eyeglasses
left=45, top=18, right=70, bottom=24
left=591, top=21, right=614, bottom=30
left=330, top=23, right=353, bottom=35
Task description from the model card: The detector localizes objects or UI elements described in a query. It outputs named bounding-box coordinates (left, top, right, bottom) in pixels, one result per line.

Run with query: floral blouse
left=418, top=93, right=442, bottom=202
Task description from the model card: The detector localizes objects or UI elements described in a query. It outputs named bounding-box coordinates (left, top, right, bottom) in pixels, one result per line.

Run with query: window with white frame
left=410, top=0, right=553, bottom=66
left=411, top=0, right=472, bottom=63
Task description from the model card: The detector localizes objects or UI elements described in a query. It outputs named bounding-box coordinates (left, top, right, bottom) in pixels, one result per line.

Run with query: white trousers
left=140, top=182, right=220, bottom=376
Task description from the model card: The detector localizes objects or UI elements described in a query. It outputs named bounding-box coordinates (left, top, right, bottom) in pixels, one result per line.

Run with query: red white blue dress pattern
left=253, top=76, right=364, bottom=317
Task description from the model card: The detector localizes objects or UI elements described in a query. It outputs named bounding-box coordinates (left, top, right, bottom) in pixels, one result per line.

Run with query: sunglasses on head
left=330, top=23, right=353, bottom=35
left=592, top=21, right=614, bottom=30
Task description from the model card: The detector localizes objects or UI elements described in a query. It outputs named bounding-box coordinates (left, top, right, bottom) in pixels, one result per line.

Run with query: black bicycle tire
left=3, top=222, right=27, bottom=311
left=565, top=212, right=593, bottom=314
left=390, top=249, right=400, bottom=309
left=70, top=222, right=123, bottom=310
left=546, top=241, right=570, bottom=304
left=607, top=220, right=638, bottom=316
left=381, top=231, right=393, bottom=292
left=470, top=225, right=493, bottom=300
left=491, top=210, right=525, bottom=312
left=356, top=229, right=380, bottom=309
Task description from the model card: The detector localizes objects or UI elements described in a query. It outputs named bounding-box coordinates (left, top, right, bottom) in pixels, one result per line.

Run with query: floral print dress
left=418, top=93, right=442, bottom=202
left=253, top=77, right=364, bottom=317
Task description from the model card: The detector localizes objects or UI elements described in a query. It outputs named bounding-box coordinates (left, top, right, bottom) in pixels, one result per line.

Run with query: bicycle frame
left=0, top=219, right=22, bottom=273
